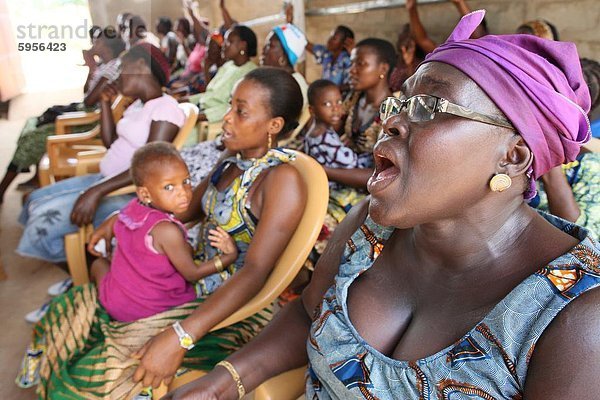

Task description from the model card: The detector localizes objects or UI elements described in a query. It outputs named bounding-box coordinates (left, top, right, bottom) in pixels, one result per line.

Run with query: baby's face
left=312, top=86, right=343, bottom=127
left=141, top=159, right=192, bottom=215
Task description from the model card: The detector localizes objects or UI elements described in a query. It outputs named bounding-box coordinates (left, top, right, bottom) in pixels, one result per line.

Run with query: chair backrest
left=210, top=150, right=329, bottom=331
left=172, top=102, right=199, bottom=149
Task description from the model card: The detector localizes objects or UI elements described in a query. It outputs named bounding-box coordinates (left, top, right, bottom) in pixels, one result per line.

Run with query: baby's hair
left=308, top=79, right=339, bottom=107
left=130, top=142, right=185, bottom=186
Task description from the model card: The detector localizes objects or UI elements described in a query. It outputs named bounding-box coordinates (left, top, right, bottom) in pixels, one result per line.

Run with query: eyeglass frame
left=379, top=94, right=514, bottom=130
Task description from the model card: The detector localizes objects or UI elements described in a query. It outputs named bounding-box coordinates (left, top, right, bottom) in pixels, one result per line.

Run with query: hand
left=220, top=0, right=225, bottom=8
left=405, top=0, right=416, bottom=9
left=208, top=227, right=238, bottom=255
left=132, top=328, right=186, bottom=389
left=87, top=215, right=117, bottom=257
left=161, top=367, right=239, bottom=400
left=100, top=82, right=119, bottom=102
left=82, top=48, right=96, bottom=67
left=449, top=0, right=464, bottom=4
left=71, top=189, right=102, bottom=226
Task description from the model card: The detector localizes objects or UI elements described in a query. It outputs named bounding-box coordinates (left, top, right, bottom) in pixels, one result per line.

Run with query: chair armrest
left=74, top=150, right=106, bottom=176
left=47, top=125, right=101, bottom=145
left=55, top=110, right=100, bottom=134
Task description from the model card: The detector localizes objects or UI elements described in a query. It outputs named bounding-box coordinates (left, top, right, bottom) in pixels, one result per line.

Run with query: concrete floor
left=0, top=88, right=81, bottom=398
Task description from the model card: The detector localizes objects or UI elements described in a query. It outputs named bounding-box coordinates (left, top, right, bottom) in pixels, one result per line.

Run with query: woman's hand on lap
left=71, top=189, right=102, bottom=226
left=132, top=328, right=186, bottom=389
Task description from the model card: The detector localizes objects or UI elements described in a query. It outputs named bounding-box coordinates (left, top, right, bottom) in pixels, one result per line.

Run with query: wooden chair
left=150, top=150, right=326, bottom=399
left=38, top=95, right=130, bottom=186
left=62, top=102, right=199, bottom=285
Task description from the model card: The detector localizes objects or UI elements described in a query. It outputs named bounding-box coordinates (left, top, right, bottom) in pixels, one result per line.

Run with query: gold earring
left=489, top=173, right=512, bottom=192
left=240, top=49, right=245, bottom=56
left=278, top=56, right=286, bottom=66
left=267, top=134, right=272, bottom=149
left=379, top=74, right=385, bottom=79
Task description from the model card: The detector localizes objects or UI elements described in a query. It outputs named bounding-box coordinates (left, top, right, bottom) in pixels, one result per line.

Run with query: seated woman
left=16, top=43, right=184, bottom=265
left=0, top=27, right=125, bottom=201
left=311, top=38, right=395, bottom=260
left=17, top=67, right=306, bottom=399
left=164, top=11, right=599, bottom=400
left=182, top=24, right=305, bottom=187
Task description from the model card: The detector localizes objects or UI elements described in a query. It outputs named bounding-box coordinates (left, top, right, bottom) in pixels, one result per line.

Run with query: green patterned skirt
left=12, top=116, right=95, bottom=171
left=17, top=284, right=272, bottom=399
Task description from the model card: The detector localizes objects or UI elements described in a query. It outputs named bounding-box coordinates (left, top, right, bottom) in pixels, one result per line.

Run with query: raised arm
left=131, top=163, right=307, bottom=388
left=162, top=197, right=370, bottom=399
left=70, top=119, right=180, bottom=226
left=186, top=1, right=210, bottom=44
left=405, top=0, right=437, bottom=54
left=220, top=0, right=237, bottom=31
left=99, top=86, right=119, bottom=147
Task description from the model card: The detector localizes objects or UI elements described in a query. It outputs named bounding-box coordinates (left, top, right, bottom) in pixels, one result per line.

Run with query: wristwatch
left=172, top=321, right=195, bottom=350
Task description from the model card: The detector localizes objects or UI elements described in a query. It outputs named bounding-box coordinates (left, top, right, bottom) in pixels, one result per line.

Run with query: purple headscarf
left=423, top=10, right=591, bottom=199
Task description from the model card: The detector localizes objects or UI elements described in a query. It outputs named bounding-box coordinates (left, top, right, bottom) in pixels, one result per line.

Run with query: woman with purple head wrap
left=163, top=11, right=600, bottom=400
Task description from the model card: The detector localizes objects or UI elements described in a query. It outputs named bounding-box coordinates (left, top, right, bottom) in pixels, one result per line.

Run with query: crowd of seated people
left=9, top=1, right=600, bottom=399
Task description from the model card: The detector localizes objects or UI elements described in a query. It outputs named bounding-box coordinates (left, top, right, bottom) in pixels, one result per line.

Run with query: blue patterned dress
left=306, top=212, right=600, bottom=399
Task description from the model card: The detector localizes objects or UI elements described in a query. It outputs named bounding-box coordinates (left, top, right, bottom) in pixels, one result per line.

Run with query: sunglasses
left=379, top=94, right=514, bottom=130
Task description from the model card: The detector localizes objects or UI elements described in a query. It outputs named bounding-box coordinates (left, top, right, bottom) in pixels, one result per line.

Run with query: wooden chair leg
left=65, top=228, right=90, bottom=286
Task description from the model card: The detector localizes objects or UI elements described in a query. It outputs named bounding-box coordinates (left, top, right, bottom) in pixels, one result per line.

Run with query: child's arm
left=151, top=222, right=238, bottom=282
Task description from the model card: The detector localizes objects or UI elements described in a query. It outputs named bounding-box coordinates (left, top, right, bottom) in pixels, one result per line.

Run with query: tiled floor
left=0, top=88, right=80, bottom=397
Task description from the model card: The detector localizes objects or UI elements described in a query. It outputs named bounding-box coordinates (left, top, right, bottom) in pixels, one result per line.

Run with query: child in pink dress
left=89, top=142, right=238, bottom=322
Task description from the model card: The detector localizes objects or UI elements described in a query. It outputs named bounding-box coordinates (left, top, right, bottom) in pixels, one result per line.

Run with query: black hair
left=307, top=79, right=338, bottom=107
left=176, top=17, right=191, bottom=36
left=356, top=38, right=397, bottom=79
left=335, top=25, right=354, bottom=41
left=231, top=25, right=257, bottom=57
left=121, top=44, right=168, bottom=86
left=97, top=26, right=125, bottom=57
left=130, top=142, right=185, bottom=186
left=244, top=67, right=303, bottom=137
left=157, top=17, right=173, bottom=34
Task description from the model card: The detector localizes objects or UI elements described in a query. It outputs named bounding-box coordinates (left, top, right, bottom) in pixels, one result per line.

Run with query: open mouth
left=221, top=127, right=233, bottom=141
left=367, top=148, right=400, bottom=194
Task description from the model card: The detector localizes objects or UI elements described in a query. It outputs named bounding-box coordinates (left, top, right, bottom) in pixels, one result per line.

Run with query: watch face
left=181, top=335, right=194, bottom=349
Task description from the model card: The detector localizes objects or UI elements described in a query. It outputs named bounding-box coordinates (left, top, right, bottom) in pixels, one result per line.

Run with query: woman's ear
left=378, top=62, right=390, bottom=79
left=500, top=135, right=534, bottom=177
left=267, top=116, right=285, bottom=136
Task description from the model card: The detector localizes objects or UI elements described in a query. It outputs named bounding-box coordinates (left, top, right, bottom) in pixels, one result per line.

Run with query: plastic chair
left=63, top=150, right=326, bottom=399
left=38, top=95, right=130, bottom=186
left=62, top=102, right=199, bottom=285
left=151, top=150, right=326, bottom=399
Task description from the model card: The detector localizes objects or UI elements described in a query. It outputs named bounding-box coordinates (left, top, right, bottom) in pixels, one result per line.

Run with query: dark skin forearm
left=84, top=77, right=107, bottom=107
left=541, top=167, right=580, bottom=222
left=100, top=98, right=117, bottom=146
left=407, top=2, right=437, bottom=54
left=324, top=166, right=373, bottom=189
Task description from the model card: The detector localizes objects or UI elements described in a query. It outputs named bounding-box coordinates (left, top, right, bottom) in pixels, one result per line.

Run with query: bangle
left=216, top=360, right=245, bottom=399
left=214, top=255, right=224, bottom=273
